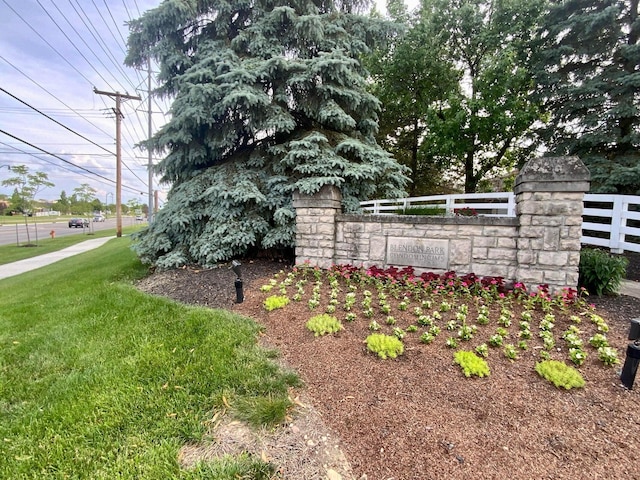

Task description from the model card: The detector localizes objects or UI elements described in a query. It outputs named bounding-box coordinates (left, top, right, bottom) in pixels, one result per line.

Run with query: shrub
left=578, top=248, right=628, bottom=295
left=454, top=350, right=490, bottom=378
left=264, top=295, right=290, bottom=311
left=396, top=206, right=446, bottom=216
left=366, top=334, right=404, bottom=359
left=535, top=360, right=585, bottom=389
left=306, top=314, right=343, bottom=336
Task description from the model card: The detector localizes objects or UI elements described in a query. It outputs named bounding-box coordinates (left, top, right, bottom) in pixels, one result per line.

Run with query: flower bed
left=259, top=262, right=618, bottom=382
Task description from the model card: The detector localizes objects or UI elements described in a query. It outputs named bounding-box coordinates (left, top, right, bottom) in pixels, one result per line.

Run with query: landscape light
left=231, top=260, right=244, bottom=304
left=620, top=318, right=640, bottom=390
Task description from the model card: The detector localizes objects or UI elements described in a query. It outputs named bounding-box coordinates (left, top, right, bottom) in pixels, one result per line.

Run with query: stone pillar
left=515, top=156, right=590, bottom=293
left=292, top=185, right=342, bottom=269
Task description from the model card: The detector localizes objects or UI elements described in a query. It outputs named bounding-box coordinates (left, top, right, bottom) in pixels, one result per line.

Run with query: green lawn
left=0, top=226, right=144, bottom=265
left=0, top=238, right=298, bottom=479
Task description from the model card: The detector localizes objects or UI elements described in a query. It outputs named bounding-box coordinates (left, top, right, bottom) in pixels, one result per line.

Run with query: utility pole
left=93, top=88, right=141, bottom=238
left=147, top=57, right=154, bottom=224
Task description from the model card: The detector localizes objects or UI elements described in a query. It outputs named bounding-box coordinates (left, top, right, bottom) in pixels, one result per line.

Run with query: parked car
left=93, top=215, right=105, bottom=222
left=68, top=218, right=89, bottom=228
left=135, top=215, right=145, bottom=222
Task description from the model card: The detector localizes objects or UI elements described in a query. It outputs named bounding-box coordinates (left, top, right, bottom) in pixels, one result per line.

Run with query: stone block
left=515, top=268, right=545, bottom=285
left=564, top=216, right=583, bottom=226
left=483, top=226, right=516, bottom=237
left=451, top=240, right=472, bottom=263
left=454, top=225, right=477, bottom=236
left=472, top=247, right=488, bottom=260
left=543, top=228, right=560, bottom=250
left=565, top=270, right=579, bottom=287
left=543, top=269, right=567, bottom=283
left=519, top=226, right=542, bottom=238
left=316, top=223, right=335, bottom=235
left=531, top=237, right=544, bottom=250
left=474, top=236, right=497, bottom=248
left=369, top=236, right=387, bottom=261
left=497, top=237, right=517, bottom=249
left=488, top=248, right=517, bottom=261
left=517, top=250, right=535, bottom=265
left=538, top=251, right=569, bottom=266
left=364, top=222, right=382, bottom=234
left=532, top=216, right=563, bottom=227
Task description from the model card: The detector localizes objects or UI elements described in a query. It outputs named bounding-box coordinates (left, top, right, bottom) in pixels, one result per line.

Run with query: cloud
left=0, top=0, right=166, bottom=205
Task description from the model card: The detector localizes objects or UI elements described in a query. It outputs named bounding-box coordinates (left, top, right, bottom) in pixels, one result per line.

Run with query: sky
left=0, top=0, right=407, bottom=207
left=0, top=0, right=168, bottom=206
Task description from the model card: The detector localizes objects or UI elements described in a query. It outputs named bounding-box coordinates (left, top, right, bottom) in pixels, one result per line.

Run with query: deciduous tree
left=1, top=165, right=54, bottom=244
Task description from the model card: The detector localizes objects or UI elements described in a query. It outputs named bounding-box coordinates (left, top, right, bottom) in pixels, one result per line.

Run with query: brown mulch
left=137, top=253, right=640, bottom=480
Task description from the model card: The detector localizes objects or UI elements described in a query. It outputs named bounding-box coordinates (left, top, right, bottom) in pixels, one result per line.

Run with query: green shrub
left=366, top=333, right=404, bottom=359
left=396, top=206, right=446, bottom=216
left=306, top=314, right=343, bottom=336
left=454, top=350, right=490, bottom=378
left=578, top=248, right=628, bottom=295
left=535, top=360, right=585, bottom=389
left=263, top=295, right=290, bottom=311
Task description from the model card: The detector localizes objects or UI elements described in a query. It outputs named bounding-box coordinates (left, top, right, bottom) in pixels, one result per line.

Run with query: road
left=0, top=217, right=144, bottom=247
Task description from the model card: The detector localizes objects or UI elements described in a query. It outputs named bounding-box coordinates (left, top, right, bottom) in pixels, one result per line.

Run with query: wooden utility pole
left=147, top=57, right=154, bottom=224
left=93, top=88, right=141, bottom=237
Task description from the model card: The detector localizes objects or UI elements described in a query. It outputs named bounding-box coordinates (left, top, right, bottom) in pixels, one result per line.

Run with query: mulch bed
left=137, top=251, right=640, bottom=480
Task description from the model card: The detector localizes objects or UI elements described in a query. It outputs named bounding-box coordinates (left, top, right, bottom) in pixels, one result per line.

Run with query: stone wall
left=293, top=157, right=590, bottom=293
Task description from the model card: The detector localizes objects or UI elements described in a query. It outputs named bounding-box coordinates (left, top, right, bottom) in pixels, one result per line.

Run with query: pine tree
left=125, top=0, right=408, bottom=268
left=533, top=0, right=640, bottom=194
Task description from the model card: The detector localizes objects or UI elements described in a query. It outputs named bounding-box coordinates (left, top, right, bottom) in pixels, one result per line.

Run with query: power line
left=65, top=0, right=139, bottom=92
left=0, top=130, right=145, bottom=194
left=1, top=0, right=95, bottom=88
left=0, top=55, right=114, bottom=139
left=0, top=141, right=119, bottom=190
left=0, top=87, right=116, bottom=156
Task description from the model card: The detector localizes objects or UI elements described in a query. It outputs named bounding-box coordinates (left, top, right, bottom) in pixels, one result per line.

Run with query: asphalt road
left=0, top=217, right=143, bottom=247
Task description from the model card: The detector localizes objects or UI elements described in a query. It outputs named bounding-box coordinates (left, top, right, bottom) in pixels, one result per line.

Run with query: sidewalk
left=0, top=236, right=115, bottom=280
left=620, top=279, right=640, bottom=299
left=1, top=239, right=640, bottom=300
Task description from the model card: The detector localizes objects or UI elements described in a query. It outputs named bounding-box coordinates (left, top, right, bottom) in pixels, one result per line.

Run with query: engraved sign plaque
left=386, top=237, right=449, bottom=269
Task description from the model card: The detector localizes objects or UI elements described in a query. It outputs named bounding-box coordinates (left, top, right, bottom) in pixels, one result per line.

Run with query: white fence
left=361, top=193, right=640, bottom=254
left=359, top=192, right=516, bottom=217
left=582, top=194, right=640, bottom=253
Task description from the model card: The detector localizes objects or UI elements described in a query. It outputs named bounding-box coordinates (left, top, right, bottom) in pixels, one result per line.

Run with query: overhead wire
left=0, top=0, right=167, bottom=198
left=0, top=87, right=117, bottom=156
left=0, top=55, right=114, bottom=139
left=0, top=132, right=146, bottom=194
left=0, top=141, right=120, bottom=189
left=66, top=0, right=139, bottom=92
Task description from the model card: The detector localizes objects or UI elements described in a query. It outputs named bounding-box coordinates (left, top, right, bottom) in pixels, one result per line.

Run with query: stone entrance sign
left=386, top=237, right=449, bottom=269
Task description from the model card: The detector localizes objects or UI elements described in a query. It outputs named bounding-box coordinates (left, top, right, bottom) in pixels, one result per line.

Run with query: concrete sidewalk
left=620, top=279, right=640, bottom=299
left=1, top=238, right=639, bottom=300
left=0, top=236, right=115, bottom=280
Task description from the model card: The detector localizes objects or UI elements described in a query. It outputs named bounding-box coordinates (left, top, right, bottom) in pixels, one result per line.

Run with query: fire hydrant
left=50, top=230, right=55, bottom=239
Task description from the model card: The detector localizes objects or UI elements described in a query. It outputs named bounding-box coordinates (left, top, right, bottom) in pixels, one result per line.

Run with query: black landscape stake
left=231, top=260, right=244, bottom=304
left=620, top=318, right=640, bottom=390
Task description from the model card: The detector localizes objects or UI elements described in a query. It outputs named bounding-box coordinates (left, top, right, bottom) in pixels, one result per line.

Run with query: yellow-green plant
left=535, top=360, right=585, bottom=389
left=454, top=350, right=490, bottom=378
left=306, top=314, right=343, bottom=336
left=263, top=295, right=290, bottom=311
left=366, top=333, right=404, bottom=359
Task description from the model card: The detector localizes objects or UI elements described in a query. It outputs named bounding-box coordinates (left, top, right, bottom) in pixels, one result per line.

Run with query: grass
left=0, top=226, right=144, bottom=265
left=0, top=238, right=298, bottom=479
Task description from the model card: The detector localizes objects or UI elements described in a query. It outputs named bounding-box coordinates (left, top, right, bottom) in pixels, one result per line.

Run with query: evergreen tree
left=533, top=0, right=640, bottom=194
left=126, top=0, right=409, bottom=268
